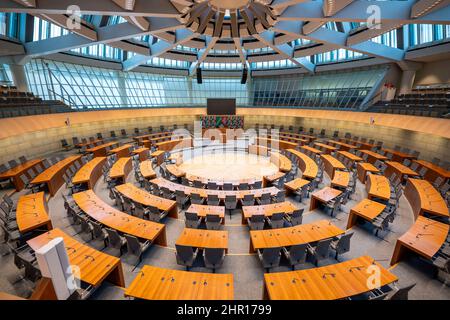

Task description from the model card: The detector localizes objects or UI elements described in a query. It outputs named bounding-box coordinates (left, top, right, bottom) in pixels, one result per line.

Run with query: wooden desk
left=86, top=142, right=119, bottom=157
left=331, top=171, right=350, bottom=189
left=28, top=228, right=124, bottom=287
left=345, top=139, right=374, bottom=150
left=327, top=140, right=355, bottom=151
left=124, top=265, right=233, bottom=300
left=133, top=131, right=172, bottom=143
left=0, top=292, right=26, bottom=300
left=249, top=144, right=269, bottom=156
left=151, top=178, right=279, bottom=200
left=357, top=162, right=379, bottom=183
left=242, top=201, right=297, bottom=225
left=286, top=149, right=318, bottom=180
left=166, top=164, right=186, bottom=178
left=404, top=178, right=449, bottom=218
left=413, top=160, right=450, bottom=186
left=186, top=204, right=225, bottom=224
left=391, top=216, right=449, bottom=265
left=366, top=173, right=391, bottom=201
left=151, top=150, right=166, bottom=166
left=109, top=157, right=132, bottom=183
left=16, top=192, right=52, bottom=234
left=359, top=150, right=388, bottom=164
left=337, top=151, right=362, bottom=163
left=72, top=157, right=106, bottom=189
left=385, top=161, right=418, bottom=184
left=278, top=135, right=308, bottom=146
left=176, top=228, right=228, bottom=252
left=263, top=171, right=285, bottom=187
left=300, top=145, right=323, bottom=155
left=115, top=183, right=178, bottom=218
left=284, top=178, right=310, bottom=196
left=270, top=152, right=292, bottom=172
left=139, top=160, right=156, bottom=179
left=132, top=147, right=150, bottom=162
left=264, top=256, right=398, bottom=300
left=0, top=159, right=43, bottom=191
left=109, top=144, right=132, bottom=159
left=73, top=190, right=167, bottom=245
left=76, top=139, right=102, bottom=148
left=314, top=142, right=336, bottom=154
left=31, top=155, right=81, bottom=196
left=257, top=138, right=297, bottom=151
left=382, top=149, right=418, bottom=162
left=156, top=138, right=192, bottom=152
left=310, top=187, right=342, bottom=211
left=250, top=220, right=344, bottom=253
left=321, top=154, right=345, bottom=179
left=347, top=199, right=386, bottom=229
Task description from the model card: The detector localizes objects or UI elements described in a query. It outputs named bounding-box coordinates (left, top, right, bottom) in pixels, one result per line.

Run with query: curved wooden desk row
left=186, top=204, right=225, bottom=223
left=249, top=144, right=270, bottom=156
left=314, top=142, right=336, bottom=155
left=286, top=149, right=318, bottom=181
left=27, top=228, right=124, bottom=288
left=404, top=178, right=449, bottom=219
left=256, top=138, right=298, bottom=151
left=150, top=177, right=280, bottom=200
left=391, top=216, right=449, bottom=265
left=132, top=147, right=150, bottom=162
left=337, top=150, right=363, bottom=163
left=109, top=144, right=133, bottom=159
left=270, top=151, right=292, bottom=172
left=366, top=173, right=391, bottom=201
left=330, top=171, right=350, bottom=190
left=359, top=150, right=387, bottom=164
left=139, top=160, right=157, bottom=179
left=115, top=183, right=178, bottom=218
left=109, top=157, right=132, bottom=183
left=339, top=138, right=375, bottom=150
left=357, top=162, right=379, bottom=183
left=176, top=228, right=228, bottom=252
left=185, top=172, right=261, bottom=186
left=16, top=192, right=52, bottom=234
left=166, top=164, right=186, bottom=179
left=125, top=265, right=233, bottom=300
left=75, top=138, right=103, bottom=148
left=347, top=198, right=387, bottom=229
left=31, top=155, right=82, bottom=196
left=321, top=154, right=345, bottom=180
left=86, top=141, right=120, bottom=157
left=413, top=160, right=450, bottom=186
left=264, top=256, right=398, bottom=300
left=265, top=134, right=308, bottom=145
left=327, top=139, right=356, bottom=152
left=134, top=131, right=173, bottom=143
left=382, top=148, right=418, bottom=163
left=384, top=161, right=419, bottom=184
left=156, top=137, right=192, bottom=152
left=242, top=201, right=298, bottom=224
left=72, top=190, right=167, bottom=245
left=275, top=132, right=316, bottom=142
left=300, top=145, right=322, bottom=156
left=72, top=157, right=106, bottom=189
left=250, top=219, right=344, bottom=253
left=0, top=159, right=43, bottom=191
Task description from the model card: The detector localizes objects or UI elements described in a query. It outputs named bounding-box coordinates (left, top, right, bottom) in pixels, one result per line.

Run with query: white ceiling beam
left=0, top=0, right=181, bottom=17
left=36, top=14, right=98, bottom=41
left=189, top=36, right=218, bottom=75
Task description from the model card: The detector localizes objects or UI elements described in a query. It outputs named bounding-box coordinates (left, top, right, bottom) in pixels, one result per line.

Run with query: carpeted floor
left=0, top=142, right=449, bottom=300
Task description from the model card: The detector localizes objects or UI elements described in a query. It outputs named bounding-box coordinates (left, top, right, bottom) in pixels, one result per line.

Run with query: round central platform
left=178, top=151, right=279, bottom=183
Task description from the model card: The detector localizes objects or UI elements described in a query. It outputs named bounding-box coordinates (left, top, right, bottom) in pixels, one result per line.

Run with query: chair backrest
left=271, top=212, right=284, bottom=221
left=239, top=183, right=249, bottom=190
left=208, top=194, right=219, bottom=201
left=315, top=238, right=333, bottom=257
left=289, top=244, right=308, bottom=262
left=92, top=221, right=104, bottom=239
left=175, top=244, right=195, bottom=262
left=194, top=180, right=204, bottom=188
left=185, top=211, right=199, bottom=221
left=105, top=228, right=123, bottom=248
left=388, top=283, right=416, bottom=300
left=243, top=194, right=254, bottom=202
left=290, top=209, right=304, bottom=225
left=262, top=247, right=281, bottom=265
left=204, top=248, right=224, bottom=266
left=250, top=214, right=265, bottom=223
left=207, top=182, right=218, bottom=189
left=124, top=234, right=141, bottom=255
left=225, top=195, right=237, bottom=203
left=8, top=159, right=18, bottom=168
left=275, top=190, right=285, bottom=202
left=19, top=156, right=27, bottom=164
left=0, top=164, right=7, bottom=173
left=206, top=214, right=221, bottom=223
left=19, top=174, right=29, bottom=185
left=260, top=193, right=271, bottom=204
left=223, top=183, right=233, bottom=190
left=335, top=232, right=354, bottom=254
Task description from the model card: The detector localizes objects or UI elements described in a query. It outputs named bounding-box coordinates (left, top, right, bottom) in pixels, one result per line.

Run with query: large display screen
left=207, top=98, right=236, bottom=115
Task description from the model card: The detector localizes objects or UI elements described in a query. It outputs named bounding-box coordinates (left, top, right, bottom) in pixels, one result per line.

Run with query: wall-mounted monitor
left=207, top=98, right=236, bottom=115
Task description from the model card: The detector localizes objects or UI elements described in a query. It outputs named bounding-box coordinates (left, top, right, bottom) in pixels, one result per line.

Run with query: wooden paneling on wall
left=0, top=108, right=448, bottom=164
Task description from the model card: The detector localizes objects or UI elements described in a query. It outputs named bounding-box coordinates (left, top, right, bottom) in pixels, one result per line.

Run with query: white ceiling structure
left=1, top=0, right=449, bottom=74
